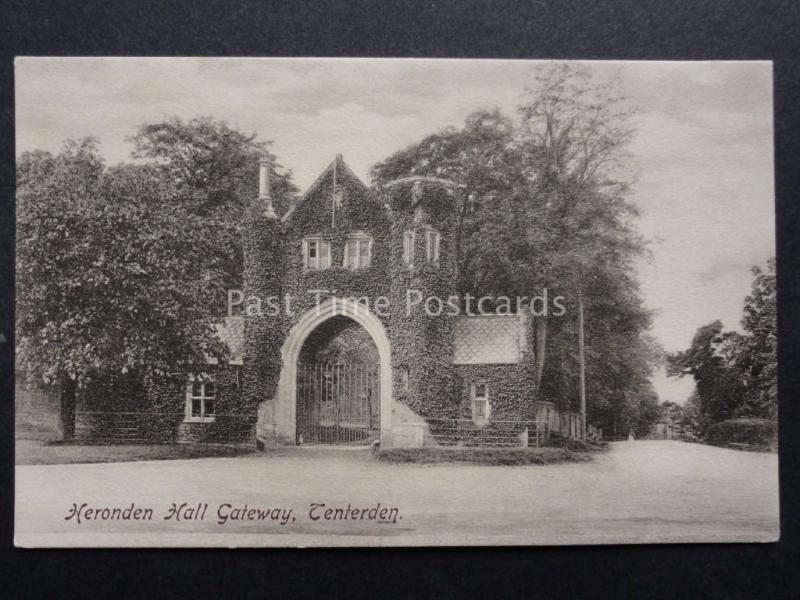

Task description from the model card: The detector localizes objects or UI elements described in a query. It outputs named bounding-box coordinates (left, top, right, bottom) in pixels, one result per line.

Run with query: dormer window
left=425, top=227, right=440, bottom=265
left=343, top=232, right=372, bottom=270
left=303, top=237, right=331, bottom=270
left=402, top=231, right=415, bottom=266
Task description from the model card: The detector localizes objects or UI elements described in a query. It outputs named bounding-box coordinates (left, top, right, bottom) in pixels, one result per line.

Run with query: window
left=402, top=231, right=415, bottom=266
left=303, top=237, right=331, bottom=270
left=186, top=377, right=216, bottom=422
left=400, top=366, right=410, bottom=394
left=343, top=233, right=372, bottom=269
left=471, top=381, right=490, bottom=425
left=425, top=227, right=440, bottom=265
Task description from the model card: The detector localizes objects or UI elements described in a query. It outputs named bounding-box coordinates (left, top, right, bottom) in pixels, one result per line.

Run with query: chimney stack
left=259, top=157, right=277, bottom=219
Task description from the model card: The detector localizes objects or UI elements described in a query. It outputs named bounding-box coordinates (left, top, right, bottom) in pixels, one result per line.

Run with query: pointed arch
left=268, top=297, right=393, bottom=444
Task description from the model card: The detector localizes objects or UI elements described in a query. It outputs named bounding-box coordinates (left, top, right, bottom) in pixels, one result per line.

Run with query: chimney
left=259, top=157, right=277, bottom=219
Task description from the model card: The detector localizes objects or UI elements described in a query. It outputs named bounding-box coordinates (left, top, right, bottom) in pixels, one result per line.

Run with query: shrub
left=373, top=446, right=593, bottom=465
left=705, top=418, right=776, bottom=447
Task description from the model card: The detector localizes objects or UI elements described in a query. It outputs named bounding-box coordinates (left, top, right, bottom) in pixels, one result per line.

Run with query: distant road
left=15, top=440, right=779, bottom=547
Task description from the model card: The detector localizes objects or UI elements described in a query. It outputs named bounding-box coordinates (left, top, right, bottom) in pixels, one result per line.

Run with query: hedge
left=705, top=418, right=776, bottom=447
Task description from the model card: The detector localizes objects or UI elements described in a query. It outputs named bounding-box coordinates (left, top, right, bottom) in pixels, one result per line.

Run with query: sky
left=14, top=58, right=775, bottom=403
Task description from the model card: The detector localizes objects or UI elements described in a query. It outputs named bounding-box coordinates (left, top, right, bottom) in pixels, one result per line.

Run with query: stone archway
left=269, top=298, right=393, bottom=446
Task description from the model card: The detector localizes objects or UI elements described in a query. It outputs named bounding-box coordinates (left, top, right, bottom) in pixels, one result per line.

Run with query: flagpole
left=578, top=290, right=587, bottom=441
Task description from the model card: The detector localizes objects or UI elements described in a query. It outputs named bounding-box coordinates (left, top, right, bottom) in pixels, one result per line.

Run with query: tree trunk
left=534, top=317, right=547, bottom=389
left=59, top=376, right=77, bottom=440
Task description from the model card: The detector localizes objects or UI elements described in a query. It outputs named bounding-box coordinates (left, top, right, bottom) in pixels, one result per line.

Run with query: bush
left=705, top=418, right=776, bottom=448
left=373, top=446, right=593, bottom=465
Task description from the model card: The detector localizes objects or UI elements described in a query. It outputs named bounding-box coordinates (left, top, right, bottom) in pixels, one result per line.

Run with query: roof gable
left=282, top=154, right=368, bottom=223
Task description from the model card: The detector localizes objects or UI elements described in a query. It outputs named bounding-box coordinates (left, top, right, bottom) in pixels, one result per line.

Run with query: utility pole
left=577, top=290, right=587, bottom=441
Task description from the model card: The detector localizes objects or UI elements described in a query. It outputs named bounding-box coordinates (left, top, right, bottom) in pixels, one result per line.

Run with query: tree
left=667, top=259, right=777, bottom=433
left=128, top=116, right=299, bottom=291
left=371, top=65, right=656, bottom=431
left=735, top=259, right=777, bottom=419
left=666, top=321, right=745, bottom=433
left=16, top=139, right=236, bottom=436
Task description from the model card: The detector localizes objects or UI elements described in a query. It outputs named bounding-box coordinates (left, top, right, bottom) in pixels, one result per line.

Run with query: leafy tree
left=17, top=139, right=236, bottom=436
left=371, top=64, right=657, bottom=432
left=735, top=259, right=777, bottom=418
left=667, top=259, right=777, bottom=433
left=666, top=321, right=745, bottom=433
left=128, top=116, right=299, bottom=291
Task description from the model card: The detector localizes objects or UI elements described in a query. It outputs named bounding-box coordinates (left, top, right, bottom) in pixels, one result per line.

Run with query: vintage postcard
left=14, top=57, right=778, bottom=547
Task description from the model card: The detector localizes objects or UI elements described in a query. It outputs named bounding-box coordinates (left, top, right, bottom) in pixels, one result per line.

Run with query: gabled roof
left=281, top=154, right=368, bottom=223
left=452, top=315, right=527, bottom=365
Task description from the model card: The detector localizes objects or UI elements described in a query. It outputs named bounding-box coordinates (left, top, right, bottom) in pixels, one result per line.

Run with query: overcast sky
left=15, top=58, right=775, bottom=403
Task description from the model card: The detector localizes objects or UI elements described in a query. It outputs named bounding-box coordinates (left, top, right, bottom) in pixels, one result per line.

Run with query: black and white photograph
left=13, top=57, right=778, bottom=547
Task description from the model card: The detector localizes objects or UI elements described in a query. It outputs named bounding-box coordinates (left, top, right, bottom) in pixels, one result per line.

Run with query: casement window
left=425, top=227, right=440, bottom=265
left=186, top=376, right=216, bottom=422
left=303, top=237, right=331, bottom=270
left=343, top=233, right=373, bottom=270
left=402, top=231, right=415, bottom=266
left=471, top=381, right=490, bottom=426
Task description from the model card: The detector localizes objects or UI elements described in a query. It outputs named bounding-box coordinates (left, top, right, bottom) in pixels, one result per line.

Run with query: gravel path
left=15, top=441, right=779, bottom=547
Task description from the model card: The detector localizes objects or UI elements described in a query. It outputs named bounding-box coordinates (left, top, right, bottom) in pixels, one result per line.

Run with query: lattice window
left=186, top=376, right=216, bottom=422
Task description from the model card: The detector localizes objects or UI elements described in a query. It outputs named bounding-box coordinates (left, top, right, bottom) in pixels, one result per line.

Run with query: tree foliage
left=667, top=259, right=777, bottom=433
left=371, top=64, right=658, bottom=434
left=128, top=116, right=298, bottom=290
left=16, top=120, right=299, bottom=435
left=16, top=139, right=231, bottom=389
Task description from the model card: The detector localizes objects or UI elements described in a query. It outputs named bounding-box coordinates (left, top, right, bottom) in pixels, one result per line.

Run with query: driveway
left=14, top=441, right=779, bottom=547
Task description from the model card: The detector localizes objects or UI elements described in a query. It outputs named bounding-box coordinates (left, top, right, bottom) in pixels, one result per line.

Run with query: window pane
left=191, top=380, right=202, bottom=396
left=191, top=398, right=202, bottom=417
left=204, top=398, right=215, bottom=416
left=475, top=400, right=486, bottom=417
left=320, top=241, right=329, bottom=258
left=474, top=383, right=487, bottom=398
left=347, top=240, right=357, bottom=266
left=404, top=232, right=414, bottom=264
left=359, top=240, right=370, bottom=267
left=204, top=382, right=215, bottom=397
left=308, top=240, right=317, bottom=258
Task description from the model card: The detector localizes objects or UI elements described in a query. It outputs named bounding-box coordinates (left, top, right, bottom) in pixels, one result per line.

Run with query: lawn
left=15, top=439, right=256, bottom=465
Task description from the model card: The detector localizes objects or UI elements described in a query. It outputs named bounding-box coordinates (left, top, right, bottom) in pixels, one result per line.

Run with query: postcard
left=14, top=57, right=778, bottom=547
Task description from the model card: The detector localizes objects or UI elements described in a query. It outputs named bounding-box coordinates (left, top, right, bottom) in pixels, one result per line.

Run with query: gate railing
left=296, top=362, right=380, bottom=445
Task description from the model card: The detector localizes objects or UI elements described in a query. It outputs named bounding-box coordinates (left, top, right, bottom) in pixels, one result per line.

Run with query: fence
left=425, top=418, right=550, bottom=448
left=73, top=411, right=256, bottom=444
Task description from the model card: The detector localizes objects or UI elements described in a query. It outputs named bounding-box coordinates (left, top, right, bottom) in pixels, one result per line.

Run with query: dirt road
left=15, top=441, right=779, bottom=547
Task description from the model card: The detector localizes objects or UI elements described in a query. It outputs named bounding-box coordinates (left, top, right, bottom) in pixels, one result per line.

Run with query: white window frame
left=425, top=227, right=440, bottom=265
left=343, top=232, right=373, bottom=270
left=185, top=375, right=216, bottom=423
left=471, top=381, right=490, bottom=426
left=402, top=230, right=415, bottom=267
left=303, top=236, right=332, bottom=271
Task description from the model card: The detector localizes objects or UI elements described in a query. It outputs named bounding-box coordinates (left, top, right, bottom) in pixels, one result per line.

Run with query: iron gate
left=296, top=362, right=380, bottom=445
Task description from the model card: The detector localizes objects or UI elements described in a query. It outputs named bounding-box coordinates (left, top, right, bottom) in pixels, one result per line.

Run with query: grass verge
left=16, top=439, right=255, bottom=465
left=373, top=445, right=598, bottom=466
